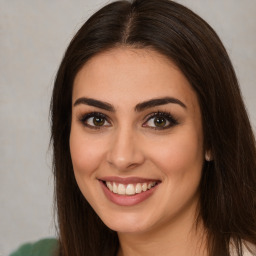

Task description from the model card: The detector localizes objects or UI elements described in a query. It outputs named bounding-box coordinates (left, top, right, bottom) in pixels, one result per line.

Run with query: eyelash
left=143, top=111, right=179, bottom=130
left=78, top=111, right=178, bottom=130
left=79, top=112, right=110, bottom=130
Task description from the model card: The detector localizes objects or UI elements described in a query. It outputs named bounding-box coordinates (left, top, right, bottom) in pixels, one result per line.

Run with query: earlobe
left=205, top=150, right=213, bottom=161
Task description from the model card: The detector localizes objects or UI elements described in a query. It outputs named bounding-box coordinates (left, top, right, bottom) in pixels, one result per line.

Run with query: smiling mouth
left=102, top=181, right=159, bottom=196
left=99, top=177, right=161, bottom=206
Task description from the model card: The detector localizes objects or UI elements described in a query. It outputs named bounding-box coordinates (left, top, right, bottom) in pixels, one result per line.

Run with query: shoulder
left=230, top=240, right=256, bottom=256
left=10, top=238, right=58, bottom=256
left=243, top=242, right=256, bottom=256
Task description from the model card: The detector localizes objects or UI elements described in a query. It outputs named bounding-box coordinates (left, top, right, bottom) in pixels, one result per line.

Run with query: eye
left=143, top=111, right=178, bottom=130
left=79, top=112, right=111, bottom=129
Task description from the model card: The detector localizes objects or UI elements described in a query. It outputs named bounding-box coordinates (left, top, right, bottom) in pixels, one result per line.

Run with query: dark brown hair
left=50, top=0, right=256, bottom=255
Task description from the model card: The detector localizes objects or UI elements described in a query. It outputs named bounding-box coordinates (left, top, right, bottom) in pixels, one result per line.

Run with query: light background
left=0, top=0, right=255, bottom=255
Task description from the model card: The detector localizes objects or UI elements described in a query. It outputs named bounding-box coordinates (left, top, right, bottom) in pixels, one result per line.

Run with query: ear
left=205, top=150, right=213, bottom=161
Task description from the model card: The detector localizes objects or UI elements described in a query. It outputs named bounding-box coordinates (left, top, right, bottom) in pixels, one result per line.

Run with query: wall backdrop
left=1, top=0, right=255, bottom=255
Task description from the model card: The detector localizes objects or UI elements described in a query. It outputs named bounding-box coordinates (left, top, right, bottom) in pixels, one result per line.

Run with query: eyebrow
left=73, top=97, right=186, bottom=112
left=74, top=97, right=114, bottom=112
left=135, top=97, right=187, bottom=111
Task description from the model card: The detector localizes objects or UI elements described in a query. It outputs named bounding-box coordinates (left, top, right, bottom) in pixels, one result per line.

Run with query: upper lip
left=99, top=176, right=161, bottom=184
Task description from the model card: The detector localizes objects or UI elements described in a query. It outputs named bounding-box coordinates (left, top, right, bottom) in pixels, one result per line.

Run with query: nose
left=106, top=127, right=145, bottom=171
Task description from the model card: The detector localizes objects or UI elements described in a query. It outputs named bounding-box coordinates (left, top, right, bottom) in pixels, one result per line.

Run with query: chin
left=106, top=221, right=150, bottom=234
left=97, top=209, right=157, bottom=234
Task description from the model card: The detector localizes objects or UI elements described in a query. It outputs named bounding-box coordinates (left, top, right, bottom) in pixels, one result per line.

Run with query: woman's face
left=70, top=47, right=204, bottom=234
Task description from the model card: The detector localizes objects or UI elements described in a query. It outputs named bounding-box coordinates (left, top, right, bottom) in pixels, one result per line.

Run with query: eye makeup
left=142, top=111, right=179, bottom=130
left=78, top=111, right=111, bottom=129
left=77, top=110, right=179, bottom=131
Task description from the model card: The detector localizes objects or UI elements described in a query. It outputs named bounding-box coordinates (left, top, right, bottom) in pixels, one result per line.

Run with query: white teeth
left=117, top=184, right=126, bottom=195
left=142, top=183, right=147, bottom=192
left=105, top=181, right=157, bottom=195
left=135, top=183, right=142, bottom=193
left=148, top=182, right=156, bottom=189
left=106, top=181, right=113, bottom=191
left=126, top=184, right=135, bottom=195
left=113, top=182, right=118, bottom=193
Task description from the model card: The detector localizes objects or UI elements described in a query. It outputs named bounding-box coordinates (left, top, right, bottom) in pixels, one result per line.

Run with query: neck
left=117, top=207, right=208, bottom=256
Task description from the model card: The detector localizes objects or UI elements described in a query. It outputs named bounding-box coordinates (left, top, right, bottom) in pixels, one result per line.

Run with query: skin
left=70, top=47, right=207, bottom=255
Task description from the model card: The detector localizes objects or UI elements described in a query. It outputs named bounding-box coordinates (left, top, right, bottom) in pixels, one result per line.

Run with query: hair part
left=51, top=0, right=256, bottom=255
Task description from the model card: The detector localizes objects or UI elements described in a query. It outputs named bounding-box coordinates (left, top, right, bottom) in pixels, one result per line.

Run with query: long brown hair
left=50, top=0, right=256, bottom=255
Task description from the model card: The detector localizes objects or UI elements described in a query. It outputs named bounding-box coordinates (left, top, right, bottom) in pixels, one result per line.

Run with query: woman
left=11, top=0, right=256, bottom=255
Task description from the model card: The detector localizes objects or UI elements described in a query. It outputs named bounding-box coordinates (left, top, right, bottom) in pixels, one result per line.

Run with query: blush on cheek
left=150, top=139, right=203, bottom=177
left=70, top=133, right=107, bottom=178
left=71, top=147, right=100, bottom=175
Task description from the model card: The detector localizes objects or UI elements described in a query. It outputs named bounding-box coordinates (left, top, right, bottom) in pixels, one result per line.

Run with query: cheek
left=69, top=127, right=105, bottom=177
left=144, top=130, right=204, bottom=218
left=146, top=129, right=204, bottom=180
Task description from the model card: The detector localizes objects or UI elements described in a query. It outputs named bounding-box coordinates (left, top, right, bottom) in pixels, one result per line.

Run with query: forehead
left=72, top=47, right=199, bottom=111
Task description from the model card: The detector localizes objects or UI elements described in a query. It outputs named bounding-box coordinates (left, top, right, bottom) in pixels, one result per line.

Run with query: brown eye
left=93, top=117, right=105, bottom=126
left=80, top=112, right=111, bottom=129
left=154, top=117, right=167, bottom=127
left=143, top=111, right=178, bottom=130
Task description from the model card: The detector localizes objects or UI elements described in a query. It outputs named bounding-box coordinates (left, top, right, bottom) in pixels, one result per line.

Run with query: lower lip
left=99, top=181, right=159, bottom=206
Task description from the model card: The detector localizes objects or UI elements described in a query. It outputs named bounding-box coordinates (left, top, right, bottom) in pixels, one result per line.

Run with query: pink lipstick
left=99, top=176, right=160, bottom=206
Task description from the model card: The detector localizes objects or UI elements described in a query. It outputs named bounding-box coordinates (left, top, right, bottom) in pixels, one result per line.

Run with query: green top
left=10, top=238, right=58, bottom=256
